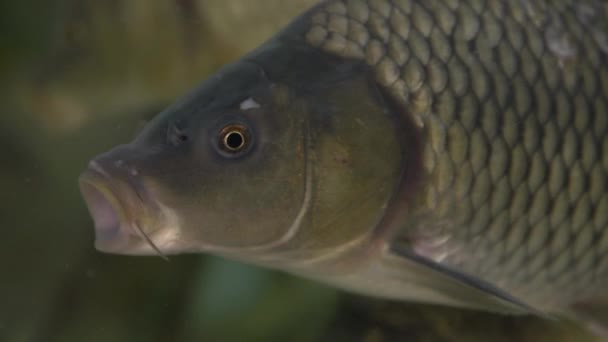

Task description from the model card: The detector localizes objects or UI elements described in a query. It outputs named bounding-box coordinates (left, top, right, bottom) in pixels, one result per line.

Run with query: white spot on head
left=240, top=98, right=260, bottom=111
left=129, top=168, right=139, bottom=176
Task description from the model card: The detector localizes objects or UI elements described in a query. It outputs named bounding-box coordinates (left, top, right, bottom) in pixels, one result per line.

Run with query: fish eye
left=218, top=123, right=251, bottom=155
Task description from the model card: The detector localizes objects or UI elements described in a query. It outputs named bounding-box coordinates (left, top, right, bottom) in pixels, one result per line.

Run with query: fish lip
left=79, top=161, right=150, bottom=253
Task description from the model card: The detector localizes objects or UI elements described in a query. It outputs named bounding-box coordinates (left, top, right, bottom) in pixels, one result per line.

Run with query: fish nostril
left=167, top=121, right=189, bottom=146
left=79, top=182, right=121, bottom=242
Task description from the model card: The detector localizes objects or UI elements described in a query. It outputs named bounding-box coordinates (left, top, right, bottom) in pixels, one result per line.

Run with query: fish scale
left=306, top=0, right=608, bottom=312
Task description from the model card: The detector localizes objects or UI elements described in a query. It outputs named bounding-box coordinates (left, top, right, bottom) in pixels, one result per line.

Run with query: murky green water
left=0, top=1, right=599, bottom=341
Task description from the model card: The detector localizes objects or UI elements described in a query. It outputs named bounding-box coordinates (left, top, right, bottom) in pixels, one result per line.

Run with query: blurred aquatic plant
left=17, top=0, right=319, bottom=135
left=179, top=258, right=337, bottom=342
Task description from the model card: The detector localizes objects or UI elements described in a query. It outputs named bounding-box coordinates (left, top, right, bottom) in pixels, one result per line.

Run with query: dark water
left=0, top=1, right=598, bottom=341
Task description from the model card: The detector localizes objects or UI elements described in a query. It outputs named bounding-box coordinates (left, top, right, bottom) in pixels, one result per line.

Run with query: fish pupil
left=218, top=124, right=250, bottom=154
left=225, top=131, right=244, bottom=150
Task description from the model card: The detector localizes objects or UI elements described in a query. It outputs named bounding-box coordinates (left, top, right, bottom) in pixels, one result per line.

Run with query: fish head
left=79, top=61, right=308, bottom=256
left=80, top=49, right=404, bottom=271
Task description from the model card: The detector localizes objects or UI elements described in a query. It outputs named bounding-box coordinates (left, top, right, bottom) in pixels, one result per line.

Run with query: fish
left=79, top=0, right=608, bottom=335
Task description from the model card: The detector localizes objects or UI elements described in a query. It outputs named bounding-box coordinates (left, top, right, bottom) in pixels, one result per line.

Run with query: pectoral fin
left=386, top=243, right=545, bottom=316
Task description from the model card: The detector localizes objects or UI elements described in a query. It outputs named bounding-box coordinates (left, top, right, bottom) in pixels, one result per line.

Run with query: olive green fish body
left=79, top=0, right=608, bottom=334
left=304, top=0, right=608, bottom=315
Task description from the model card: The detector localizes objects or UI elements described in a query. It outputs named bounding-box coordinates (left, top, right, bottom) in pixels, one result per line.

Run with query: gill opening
left=243, top=118, right=314, bottom=252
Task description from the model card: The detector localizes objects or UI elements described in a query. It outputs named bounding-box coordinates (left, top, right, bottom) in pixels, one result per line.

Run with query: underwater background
left=0, top=1, right=599, bottom=341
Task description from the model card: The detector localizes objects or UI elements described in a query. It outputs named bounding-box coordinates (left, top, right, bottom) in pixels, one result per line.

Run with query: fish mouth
left=79, top=162, right=157, bottom=254
left=79, top=179, right=123, bottom=245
